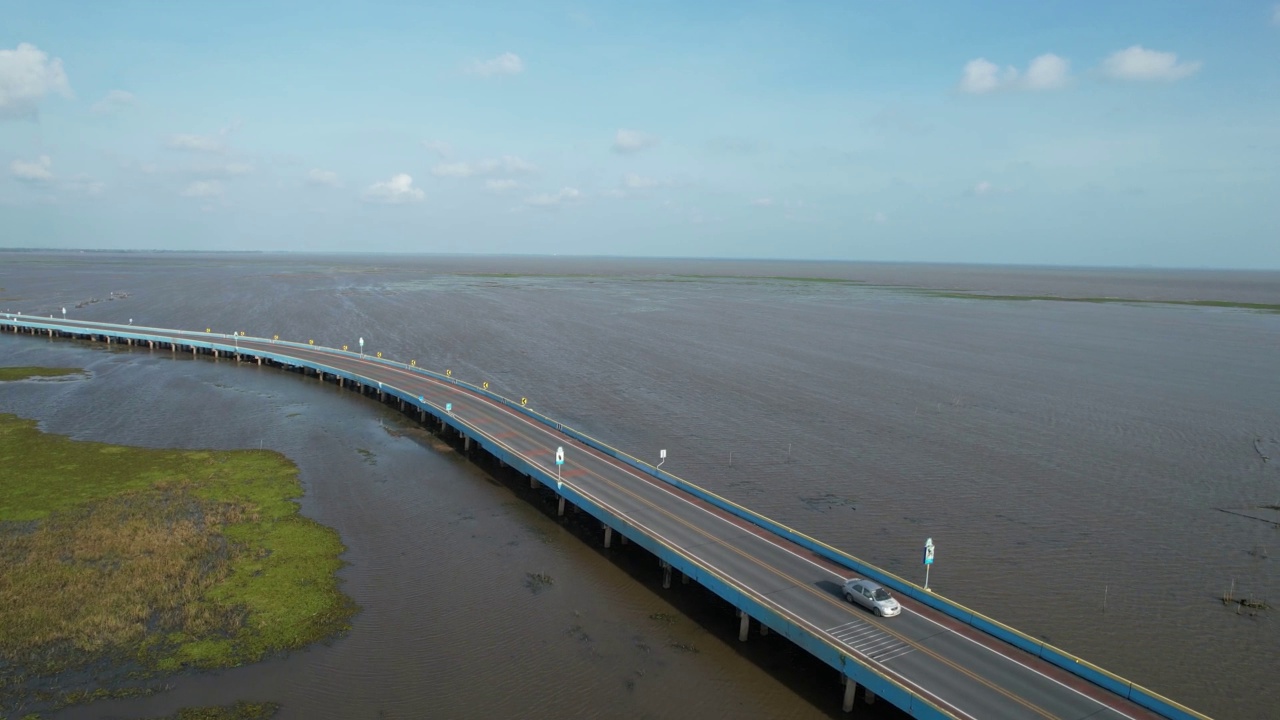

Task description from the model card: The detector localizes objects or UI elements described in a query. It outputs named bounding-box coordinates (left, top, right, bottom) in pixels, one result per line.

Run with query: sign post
left=61, top=307, right=66, bottom=319
left=359, top=337, right=364, bottom=357
left=555, top=446, right=565, bottom=489
left=923, top=538, right=935, bottom=591
left=658, top=449, right=666, bottom=469
left=445, top=402, right=452, bottom=415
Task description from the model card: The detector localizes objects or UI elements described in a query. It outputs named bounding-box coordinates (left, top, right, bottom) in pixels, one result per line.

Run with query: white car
left=843, top=578, right=901, bottom=617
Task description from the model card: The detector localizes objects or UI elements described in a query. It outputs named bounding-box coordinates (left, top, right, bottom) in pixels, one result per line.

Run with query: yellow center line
left=234, top=340, right=1053, bottom=718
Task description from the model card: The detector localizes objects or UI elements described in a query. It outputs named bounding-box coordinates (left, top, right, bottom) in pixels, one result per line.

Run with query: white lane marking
left=443, top=373, right=1144, bottom=720
left=826, top=618, right=915, bottom=661
left=81, top=328, right=1125, bottom=720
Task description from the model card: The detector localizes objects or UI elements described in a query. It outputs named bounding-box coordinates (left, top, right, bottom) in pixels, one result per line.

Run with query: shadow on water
left=410, top=404, right=908, bottom=720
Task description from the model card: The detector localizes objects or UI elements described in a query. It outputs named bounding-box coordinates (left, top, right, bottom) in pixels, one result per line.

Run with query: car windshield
left=873, top=588, right=893, bottom=602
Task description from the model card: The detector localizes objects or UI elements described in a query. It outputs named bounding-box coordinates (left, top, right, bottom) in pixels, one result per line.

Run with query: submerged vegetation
left=143, top=701, right=281, bottom=720
left=923, top=291, right=1280, bottom=313
left=0, top=366, right=82, bottom=382
left=0, top=367, right=356, bottom=715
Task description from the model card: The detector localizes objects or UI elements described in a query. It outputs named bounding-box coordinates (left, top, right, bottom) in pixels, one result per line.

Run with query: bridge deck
left=2, top=317, right=1199, bottom=720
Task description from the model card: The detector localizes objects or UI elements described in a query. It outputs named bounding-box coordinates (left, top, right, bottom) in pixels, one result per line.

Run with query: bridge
left=2, top=315, right=1212, bottom=720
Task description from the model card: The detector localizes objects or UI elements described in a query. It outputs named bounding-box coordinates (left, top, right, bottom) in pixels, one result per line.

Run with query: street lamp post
left=359, top=337, right=364, bottom=357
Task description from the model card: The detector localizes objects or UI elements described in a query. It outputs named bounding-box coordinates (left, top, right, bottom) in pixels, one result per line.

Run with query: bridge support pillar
left=257, top=356, right=262, bottom=365
left=661, top=561, right=672, bottom=589
left=531, top=476, right=540, bottom=489
left=620, top=534, right=628, bottom=545
left=864, top=688, right=875, bottom=705
left=464, top=436, right=471, bottom=453
left=739, top=610, right=750, bottom=641
left=603, top=525, right=612, bottom=548
left=557, top=497, right=566, bottom=516
left=420, top=409, right=426, bottom=422
left=842, top=676, right=857, bottom=713
left=148, top=340, right=153, bottom=349
left=760, top=623, right=768, bottom=636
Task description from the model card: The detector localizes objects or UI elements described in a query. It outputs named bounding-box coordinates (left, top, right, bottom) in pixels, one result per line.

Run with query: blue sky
left=3, top=1, right=1279, bottom=267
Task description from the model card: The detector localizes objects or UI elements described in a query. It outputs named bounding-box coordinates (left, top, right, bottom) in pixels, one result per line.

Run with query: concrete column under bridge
left=842, top=676, right=857, bottom=713
left=603, top=524, right=612, bottom=548
left=557, top=496, right=566, bottom=516
left=738, top=609, right=749, bottom=642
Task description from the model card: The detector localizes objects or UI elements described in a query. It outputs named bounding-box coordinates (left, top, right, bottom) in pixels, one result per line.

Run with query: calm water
left=1, top=252, right=1277, bottom=719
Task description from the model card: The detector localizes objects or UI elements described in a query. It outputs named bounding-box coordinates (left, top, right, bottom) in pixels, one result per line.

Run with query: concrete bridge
left=2, top=315, right=1213, bottom=720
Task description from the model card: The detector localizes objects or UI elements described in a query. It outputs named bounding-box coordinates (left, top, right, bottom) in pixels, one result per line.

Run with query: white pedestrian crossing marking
left=826, top=619, right=914, bottom=662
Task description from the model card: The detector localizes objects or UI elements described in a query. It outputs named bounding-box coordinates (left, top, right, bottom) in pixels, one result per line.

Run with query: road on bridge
left=16, top=318, right=1174, bottom=720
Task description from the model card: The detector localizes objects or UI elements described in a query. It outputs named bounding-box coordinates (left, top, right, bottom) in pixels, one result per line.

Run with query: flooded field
left=1, top=252, right=1277, bottom=719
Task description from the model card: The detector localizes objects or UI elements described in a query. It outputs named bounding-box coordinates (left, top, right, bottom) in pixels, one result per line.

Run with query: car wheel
left=875, top=607, right=883, bottom=617
left=844, top=592, right=853, bottom=603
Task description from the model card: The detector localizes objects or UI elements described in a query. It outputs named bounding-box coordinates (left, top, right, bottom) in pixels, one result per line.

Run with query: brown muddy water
left=1, top=252, right=1277, bottom=719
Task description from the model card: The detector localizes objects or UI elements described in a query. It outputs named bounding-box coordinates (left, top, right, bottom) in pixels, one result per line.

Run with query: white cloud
left=1023, top=54, right=1070, bottom=90
left=181, top=180, right=223, bottom=198
left=11, top=155, right=54, bottom=182
left=1101, top=46, right=1201, bottom=81
left=622, top=173, right=660, bottom=190
left=168, top=134, right=225, bottom=153
left=750, top=197, right=774, bottom=207
left=422, top=140, right=452, bottom=158
left=959, top=53, right=1069, bottom=94
left=192, top=161, right=253, bottom=178
left=64, top=174, right=104, bottom=195
left=958, top=59, right=1015, bottom=94
left=524, top=187, right=581, bottom=208
left=485, top=179, right=519, bottom=192
left=307, top=169, right=341, bottom=188
left=873, top=211, right=888, bottom=225
left=431, top=155, right=536, bottom=178
left=974, top=180, right=992, bottom=196
left=0, top=43, right=72, bottom=120
left=364, top=173, right=424, bottom=204
left=613, top=129, right=660, bottom=154
left=468, top=52, right=524, bottom=77
left=91, top=89, right=135, bottom=115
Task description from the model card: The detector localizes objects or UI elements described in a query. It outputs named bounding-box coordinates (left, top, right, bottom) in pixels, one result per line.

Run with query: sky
left=2, top=0, right=1279, bottom=267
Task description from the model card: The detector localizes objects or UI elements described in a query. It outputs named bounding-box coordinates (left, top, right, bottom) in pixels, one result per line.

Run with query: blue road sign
left=923, top=538, right=935, bottom=565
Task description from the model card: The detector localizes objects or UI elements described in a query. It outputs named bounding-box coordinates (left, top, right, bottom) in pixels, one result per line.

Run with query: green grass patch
left=0, top=367, right=83, bottom=382
left=142, top=701, right=281, bottom=720
left=671, top=274, right=862, bottom=284
left=0, top=412, right=356, bottom=715
left=924, top=292, right=1280, bottom=313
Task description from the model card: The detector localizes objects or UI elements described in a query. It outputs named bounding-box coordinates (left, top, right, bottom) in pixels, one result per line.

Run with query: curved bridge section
left=2, top=315, right=1212, bottom=720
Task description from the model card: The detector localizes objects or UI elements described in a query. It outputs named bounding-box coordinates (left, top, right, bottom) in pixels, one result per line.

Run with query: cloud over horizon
left=467, top=52, right=524, bottom=77
left=613, top=129, right=660, bottom=154
left=11, top=155, right=55, bottom=182
left=364, top=173, right=425, bottom=204
left=91, top=90, right=135, bottom=115
left=959, top=53, right=1069, bottom=94
left=1100, top=46, right=1201, bottom=81
left=524, top=186, right=581, bottom=208
left=0, top=43, right=72, bottom=120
